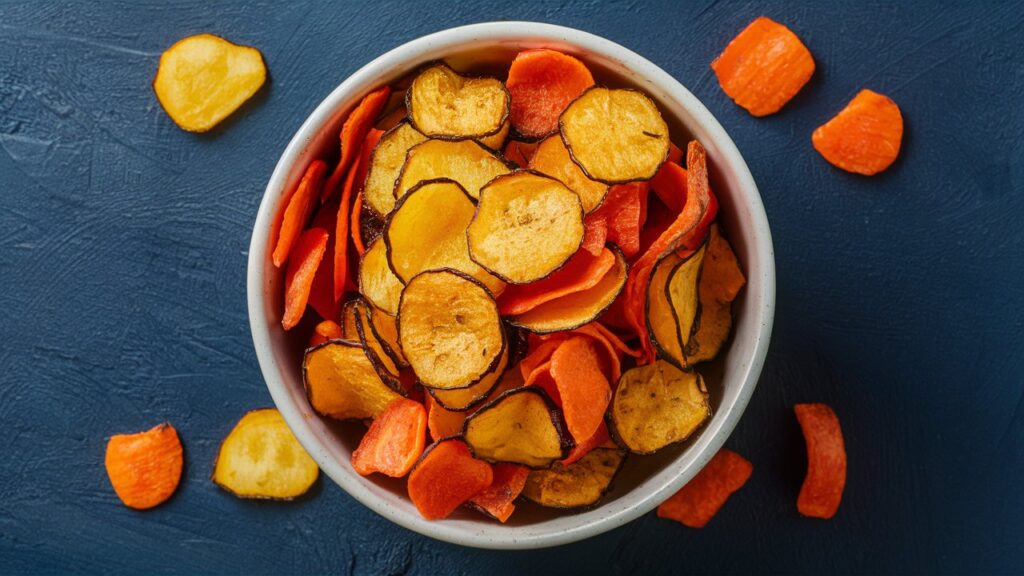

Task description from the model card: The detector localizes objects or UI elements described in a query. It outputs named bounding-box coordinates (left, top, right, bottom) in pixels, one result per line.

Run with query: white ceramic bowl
left=248, top=21, right=774, bottom=549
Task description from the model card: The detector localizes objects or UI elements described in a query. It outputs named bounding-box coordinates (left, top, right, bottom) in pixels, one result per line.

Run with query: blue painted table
left=2, top=1, right=1022, bottom=574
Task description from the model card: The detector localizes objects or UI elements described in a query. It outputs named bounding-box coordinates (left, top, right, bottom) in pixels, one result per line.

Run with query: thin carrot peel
left=498, top=248, right=616, bottom=316
left=795, top=403, right=846, bottom=519
left=812, top=89, right=903, bottom=175
left=506, top=49, right=595, bottom=139
left=282, top=228, right=329, bottom=330
left=334, top=128, right=383, bottom=301
left=323, top=86, right=390, bottom=202
left=711, top=16, right=815, bottom=117
left=272, top=160, right=328, bottom=268
left=408, top=438, right=493, bottom=520
left=350, top=191, right=366, bottom=255
left=351, top=398, right=427, bottom=477
left=657, top=448, right=752, bottom=528
left=105, top=423, right=183, bottom=510
left=468, top=463, right=530, bottom=522
left=306, top=200, right=340, bottom=321
left=550, top=336, right=611, bottom=443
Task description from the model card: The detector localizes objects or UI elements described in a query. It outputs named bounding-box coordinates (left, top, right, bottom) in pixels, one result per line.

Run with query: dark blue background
left=2, top=1, right=1022, bottom=574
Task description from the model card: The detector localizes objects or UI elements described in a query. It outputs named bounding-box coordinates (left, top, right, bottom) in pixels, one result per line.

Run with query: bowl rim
left=247, top=21, right=775, bottom=550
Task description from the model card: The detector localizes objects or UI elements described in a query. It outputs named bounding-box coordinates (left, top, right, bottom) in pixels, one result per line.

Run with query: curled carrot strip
left=323, top=86, right=390, bottom=202
left=498, top=248, right=615, bottom=316
left=657, top=448, right=752, bottom=528
left=795, top=403, right=846, bottom=519
left=551, top=337, right=611, bottom=444
left=334, top=129, right=383, bottom=301
left=282, top=228, right=329, bottom=330
left=271, top=160, right=327, bottom=268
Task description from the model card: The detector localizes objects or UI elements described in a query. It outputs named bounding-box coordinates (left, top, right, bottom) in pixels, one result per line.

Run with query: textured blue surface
left=1, top=1, right=1022, bottom=574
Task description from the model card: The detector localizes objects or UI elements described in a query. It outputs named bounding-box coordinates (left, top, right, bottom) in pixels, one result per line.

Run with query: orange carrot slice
left=525, top=364, right=562, bottom=407
left=350, top=190, right=366, bottom=256
left=105, top=423, right=183, bottom=510
left=519, top=338, right=566, bottom=381
left=795, top=403, right=846, bottom=519
left=506, top=49, right=595, bottom=139
left=306, top=201, right=340, bottom=321
left=657, top=448, right=752, bottom=528
left=498, top=248, right=616, bottom=316
left=272, top=160, right=327, bottom=268
left=502, top=139, right=539, bottom=168
left=590, top=182, right=649, bottom=257
left=308, top=319, right=343, bottom=348
left=812, top=89, right=903, bottom=175
left=468, top=463, right=530, bottom=522
left=408, top=438, right=493, bottom=520
left=651, top=159, right=686, bottom=214
left=334, top=128, right=383, bottom=301
left=283, top=228, right=329, bottom=330
left=426, top=394, right=467, bottom=442
left=711, top=16, right=815, bottom=117
left=351, top=398, right=427, bottom=477
left=560, top=421, right=610, bottom=466
left=581, top=213, right=608, bottom=257
left=324, top=86, right=390, bottom=202
left=625, top=141, right=717, bottom=361
left=539, top=321, right=640, bottom=382
left=550, top=336, right=611, bottom=443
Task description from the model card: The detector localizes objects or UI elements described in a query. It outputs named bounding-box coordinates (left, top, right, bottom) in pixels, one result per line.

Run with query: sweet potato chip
left=711, top=16, right=815, bottom=117
left=687, top=225, right=745, bottom=363
left=427, top=345, right=510, bottom=412
left=386, top=179, right=504, bottom=294
left=340, top=299, right=359, bottom=340
left=467, top=171, right=585, bottom=284
left=367, top=305, right=408, bottom=368
left=351, top=398, right=427, bottom=477
left=646, top=243, right=706, bottom=368
left=408, top=437, right=493, bottom=520
left=812, top=89, right=903, bottom=175
left=395, top=139, right=512, bottom=202
left=363, top=122, right=428, bottom=215
left=398, top=269, right=505, bottom=390
left=477, top=118, right=510, bottom=151
left=560, top=87, right=669, bottom=184
left=657, top=448, right=752, bottom=527
left=610, top=361, right=710, bottom=454
left=529, top=135, right=609, bottom=213
left=153, top=34, right=266, bottom=133
left=510, top=246, right=627, bottom=334
left=212, top=409, right=319, bottom=500
left=795, top=403, right=846, bottom=519
left=352, top=301, right=401, bottom=383
left=522, top=447, right=625, bottom=508
left=303, top=340, right=404, bottom=420
left=463, top=387, right=572, bottom=468
left=358, top=238, right=404, bottom=316
left=407, top=63, right=510, bottom=140
left=105, top=423, right=183, bottom=509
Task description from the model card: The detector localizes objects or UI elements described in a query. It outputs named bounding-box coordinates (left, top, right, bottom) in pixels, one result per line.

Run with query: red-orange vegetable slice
left=656, top=448, right=753, bottom=528
left=527, top=367, right=562, bottom=407
left=795, top=403, right=846, bottom=519
left=497, top=248, right=616, bottom=316
left=105, top=423, right=183, bottom=510
left=324, top=86, right=390, bottom=201
left=711, top=16, right=815, bottom=117
left=650, top=159, right=686, bottom=214
left=502, top=139, right=539, bottom=168
left=625, top=141, right=717, bottom=361
left=407, top=438, right=493, bottom=520
left=272, top=160, right=327, bottom=268
left=812, top=89, right=903, bottom=175
left=426, top=394, right=468, bottom=442
left=581, top=213, right=609, bottom=257
left=538, top=321, right=639, bottom=383
left=560, top=421, right=610, bottom=467
left=550, top=336, right=611, bottom=444
left=350, top=191, right=366, bottom=255
left=306, top=200, right=340, bottom=321
left=468, top=463, right=530, bottom=523
left=334, top=128, right=383, bottom=301
left=282, top=228, right=329, bottom=330
left=351, top=398, right=427, bottom=477
left=589, top=181, right=648, bottom=257
left=519, top=338, right=565, bottom=381
left=308, top=319, right=343, bottom=348
left=506, top=49, right=595, bottom=139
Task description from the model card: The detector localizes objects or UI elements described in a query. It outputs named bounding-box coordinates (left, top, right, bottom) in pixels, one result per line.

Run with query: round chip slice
left=385, top=179, right=504, bottom=294
left=394, top=139, right=512, bottom=201
left=559, top=87, right=670, bottom=183
left=398, top=269, right=505, bottom=390
left=359, top=238, right=404, bottom=316
left=609, top=361, right=710, bottom=454
left=467, top=171, right=585, bottom=284
left=406, top=63, right=510, bottom=140
left=363, top=122, right=428, bottom=215
left=529, top=135, right=608, bottom=213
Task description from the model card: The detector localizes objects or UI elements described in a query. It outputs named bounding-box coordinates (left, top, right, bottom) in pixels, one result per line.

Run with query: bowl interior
left=250, top=23, right=773, bottom=549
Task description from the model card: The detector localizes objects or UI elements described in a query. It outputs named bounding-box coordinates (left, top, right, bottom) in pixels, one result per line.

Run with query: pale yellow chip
left=560, top=87, right=669, bottom=183
left=363, top=122, right=428, bottom=215
left=477, top=118, right=510, bottom=151
left=395, top=139, right=512, bottom=201
left=523, top=447, right=625, bottom=508
left=367, top=305, right=408, bottom=368
left=463, top=388, right=569, bottom=468
left=352, top=301, right=400, bottom=379
left=467, top=171, right=584, bottom=284
left=303, top=340, right=403, bottom=420
left=385, top=179, right=504, bottom=294
left=359, top=238, right=404, bottom=316
left=340, top=299, right=359, bottom=340
left=646, top=244, right=705, bottom=368
left=427, top=345, right=509, bottom=411
left=212, top=409, right=319, bottom=500
left=153, top=34, right=266, bottom=133
left=667, top=243, right=707, bottom=360
left=529, top=135, right=609, bottom=213
left=610, top=361, right=710, bottom=454
left=407, top=63, right=509, bottom=139
left=398, top=270, right=505, bottom=390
